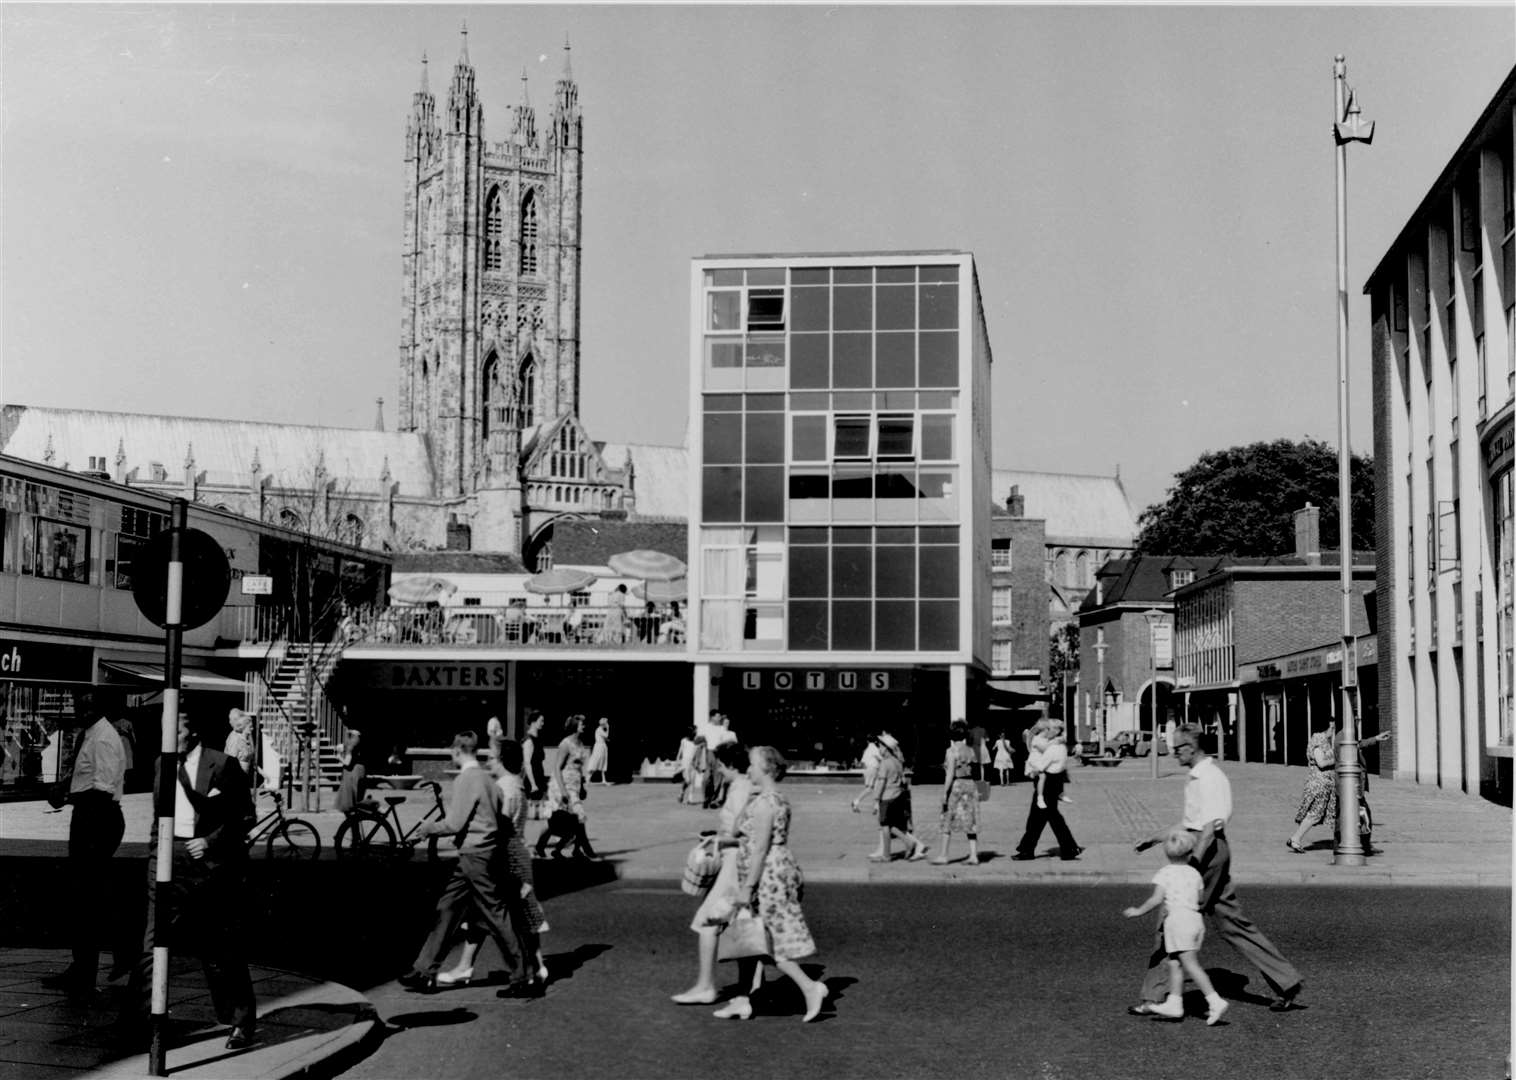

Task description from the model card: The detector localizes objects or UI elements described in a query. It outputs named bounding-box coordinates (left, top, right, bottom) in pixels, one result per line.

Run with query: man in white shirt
left=1128, top=725, right=1304, bottom=1016
left=41, top=692, right=131, bottom=997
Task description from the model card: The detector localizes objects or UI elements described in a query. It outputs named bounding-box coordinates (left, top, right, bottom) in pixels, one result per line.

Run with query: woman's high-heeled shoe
left=436, top=965, right=474, bottom=987
left=671, top=988, right=718, bottom=1005
left=802, top=982, right=830, bottom=1023
left=713, top=997, right=753, bottom=1020
left=1285, top=839, right=1307, bottom=853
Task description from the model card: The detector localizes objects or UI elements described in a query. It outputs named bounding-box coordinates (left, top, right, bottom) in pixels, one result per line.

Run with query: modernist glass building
left=687, top=252, right=993, bottom=764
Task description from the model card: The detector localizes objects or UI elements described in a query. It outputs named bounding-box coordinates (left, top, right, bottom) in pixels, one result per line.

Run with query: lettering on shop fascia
left=384, top=664, right=509, bottom=690
left=1484, top=418, right=1514, bottom=473
left=0, top=640, right=95, bottom=683
left=737, top=670, right=907, bottom=692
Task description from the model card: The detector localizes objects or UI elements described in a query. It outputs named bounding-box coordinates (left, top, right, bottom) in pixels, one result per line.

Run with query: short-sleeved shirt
left=70, top=718, right=125, bottom=801
left=874, top=752, right=905, bottom=802
left=1152, top=862, right=1203, bottom=915
left=1182, top=756, right=1232, bottom=830
left=1041, top=741, right=1068, bottom=775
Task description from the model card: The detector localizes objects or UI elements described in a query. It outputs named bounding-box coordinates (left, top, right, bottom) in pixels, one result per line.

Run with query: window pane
left=876, top=332, right=915, bottom=387
left=745, top=393, right=785, bottom=411
left=832, top=391, right=872, bottom=409
left=746, top=267, right=785, bottom=285
left=745, top=413, right=784, bottom=463
left=832, top=544, right=872, bottom=598
left=832, top=601, right=872, bottom=650
left=792, top=267, right=829, bottom=286
left=709, top=269, right=743, bottom=286
left=792, top=415, right=827, bottom=461
left=919, top=526, right=958, bottom=545
left=708, top=290, right=742, bottom=330
left=919, top=331, right=958, bottom=387
left=919, top=265, right=959, bottom=282
left=919, top=283, right=959, bottom=329
left=876, top=285, right=915, bottom=331
left=919, top=600, right=960, bottom=650
left=834, top=416, right=871, bottom=458
left=744, top=466, right=785, bottom=522
left=788, top=470, right=829, bottom=502
left=791, top=287, right=830, bottom=332
left=832, top=466, right=873, bottom=501
left=790, top=391, right=828, bottom=410
left=36, top=521, right=89, bottom=583
left=877, top=266, right=915, bottom=284
left=918, top=468, right=958, bottom=520
left=832, top=527, right=873, bottom=543
left=702, top=466, right=742, bottom=522
left=833, top=287, right=873, bottom=332
left=789, top=546, right=829, bottom=597
left=921, top=414, right=954, bottom=460
left=789, top=527, right=829, bottom=544
left=875, top=544, right=916, bottom=596
left=875, top=600, right=916, bottom=650
left=877, top=415, right=914, bottom=458
left=791, top=333, right=829, bottom=388
left=919, top=544, right=959, bottom=597
left=703, top=412, right=742, bottom=464
left=789, top=600, right=829, bottom=650
left=706, top=339, right=743, bottom=368
left=835, top=267, right=872, bottom=285
left=745, top=335, right=785, bottom=368
left=833, top=332, right=872, bottom=387
left=747, top=290, right=785, bottom=330
left=876, top=390, right=915, bottom=409
left=876, top=526, right=914, bottom=543
left=875, top=467, right=918, bottom=516
left=705, top=393, right=744, bottom=412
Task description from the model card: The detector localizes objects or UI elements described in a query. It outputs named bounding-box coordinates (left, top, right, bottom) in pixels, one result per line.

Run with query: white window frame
left=990, top=540, right=1011, bottom=569
left=991, top=639, right=1012, bottom=675
left=992, top=585, right=1012, bottom=624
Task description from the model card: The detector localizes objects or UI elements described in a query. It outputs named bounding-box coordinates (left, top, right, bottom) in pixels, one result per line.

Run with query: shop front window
left=1497, top=468, right=1513, bottom=745
left=34, top=519, right=90, bottom=583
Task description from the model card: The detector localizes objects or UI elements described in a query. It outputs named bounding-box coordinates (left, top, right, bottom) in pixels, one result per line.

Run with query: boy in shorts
left=1123, top=827, right=1228, bottom=1025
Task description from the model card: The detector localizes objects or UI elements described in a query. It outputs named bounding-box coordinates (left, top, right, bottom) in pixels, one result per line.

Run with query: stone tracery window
left=485, top=187, right=503, bottom=272
left=519, top=189, right=539, bottom=274
left=518, top=356, right=536, bottom=428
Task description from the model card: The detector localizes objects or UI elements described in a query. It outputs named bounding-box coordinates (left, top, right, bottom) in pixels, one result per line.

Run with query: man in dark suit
left=123, top=712, right=258, bottom=1051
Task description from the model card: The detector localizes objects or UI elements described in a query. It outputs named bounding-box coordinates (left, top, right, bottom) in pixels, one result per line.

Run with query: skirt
left=1162, top=909, right=1205, bottom=954
left=940, top=778, right=979, bottom=834
left=1294, top=768, right=1337, bottom=827
left=690, top=847, right=742, bottom=933
left=504, top=835, right=547, bottom=934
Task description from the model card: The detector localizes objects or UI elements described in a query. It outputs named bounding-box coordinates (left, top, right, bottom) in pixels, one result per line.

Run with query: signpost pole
left=147, top=499, right=187, bottom=1077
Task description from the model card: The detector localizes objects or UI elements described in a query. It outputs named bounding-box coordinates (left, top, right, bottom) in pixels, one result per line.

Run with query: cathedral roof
left=991, top=468, right=1137, bottom=548
left=0, top=405, right=436, bottom=497
left=393, top=551, right=529, bottom=574
left=551, top=520, right=688, bottom=568
left=598, top=441, right=688, bottom=519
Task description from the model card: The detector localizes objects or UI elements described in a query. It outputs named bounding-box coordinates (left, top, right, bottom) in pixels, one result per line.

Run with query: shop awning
left=985, top=679, right=1052, bottom=710
left=100, top=661, right=247, bottom=694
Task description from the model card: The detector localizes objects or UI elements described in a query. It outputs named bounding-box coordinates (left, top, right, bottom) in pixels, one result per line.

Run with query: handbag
left=975, top=779, right=992, bottom=802
left=681, top=836, right=722, bottom=897
left=717, top=906, right=771, bottom=961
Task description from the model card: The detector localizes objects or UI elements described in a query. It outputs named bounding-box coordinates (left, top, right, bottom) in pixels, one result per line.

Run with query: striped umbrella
left=632, top=578, right=688, bottom=603
left=524, top=567, right=599, bottom=595
left=388, top=575, right=458, bottom=604
left=607, top=549, right=687, bottom=582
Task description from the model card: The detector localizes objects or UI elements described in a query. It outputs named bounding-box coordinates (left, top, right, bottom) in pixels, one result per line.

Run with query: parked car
left=1104, top=731, right=1139, bottom=757
left=1074, top=738, right=1103, bottom=760
left=1131, top=731, right=1169, bottom=757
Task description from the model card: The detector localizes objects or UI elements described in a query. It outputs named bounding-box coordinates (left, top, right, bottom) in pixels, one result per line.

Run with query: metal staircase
left=253, top=642, right=346, bottom=790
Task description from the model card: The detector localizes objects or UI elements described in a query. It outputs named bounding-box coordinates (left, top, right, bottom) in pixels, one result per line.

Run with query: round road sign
left=131, top=528, right=232, bottom=631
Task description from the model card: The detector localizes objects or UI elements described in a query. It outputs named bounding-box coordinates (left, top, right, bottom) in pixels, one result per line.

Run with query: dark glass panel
left=788, top=471, right=829, bottom=500
left=788, top=527, right=830, bottom=545
left=702, top=412, right=742, bottom=465
left=747, top=290, right=785, bottom=330
left=789, top=546, right=829, bottom=598
left=833, top=416, right=871, bottom=458
left=832, top=601, right=872, bottom=650
left=791, top=287, right=830, bottom=332
left=918, top=526, right=959, bottom=545
left=745, top=413, right=784, bottom=463
left=833, top=287, right=873, bottom=332
left=833, top=332, right=872, bottom=387
left=710, top=269, right=743, bottom=286
left=877, top=415, right=915, bottom=458
left=832, top=544, right=872, bottom=598
left=876, top=390, right=915, bottom=409
left=875, top=544, right=916, bottom=597
left=791, top=415, right=827, bottom=461
left=704, top=393, right=744, bottom=412
left=790, top=391, right=829, bottom=409
left=746, top=267, right=786, bottom=285
left=702, top=466, right=742, bottom=522
left=919, top=545, right=959, bottom=597
left=918, top=600, right=960, bottom=650
left=790, top=333, right=829, bottom=389
left=875, top=526, right=915, bottom=544
left=876, top=285, right=915, bottom=331
left=744, top=393, right=786, bottom=411
left=707, top=341, right=743, bottom=369
left=875, top=467, right=918, bottom=500
left=832, top=391, right=872, bottom=409
left=917, top=390, right=957, bottom=409
left=875, top=332, right=915, bottom=387
left=919, top=283, right=959, bottom=329
left=834, top=267, right=872, bottom=284
left=918, top=265, right=959, bottom=282
left=792, top=267, right=829, bottom=285
left=921, top=414, right=954, bottom=460
left=919, top=331, right=958, bottom=387
left=831, top=527, right=873, bottom=544
left=744, top=466, right=784, bottom=522
left=832, top=467, right=872, bottom=500
left=875, top=600, right=916, bottom=650
left=877, top=266, right=915, bottom=283
left=789, top=601, right=829, bottom=650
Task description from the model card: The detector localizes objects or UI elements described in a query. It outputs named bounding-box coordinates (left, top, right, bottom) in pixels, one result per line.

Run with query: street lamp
left=1092, top=634, right=1108, bottom=744
left=1332, top=54, right=1374, bottom=867
left=1144, top=609, right=1165, bottom=780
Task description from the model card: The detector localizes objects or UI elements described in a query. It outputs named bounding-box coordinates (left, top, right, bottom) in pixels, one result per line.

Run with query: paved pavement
left=0, top=949, right=380, bottom=1080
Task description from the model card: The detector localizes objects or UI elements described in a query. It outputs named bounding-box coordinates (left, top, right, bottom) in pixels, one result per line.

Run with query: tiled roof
left=0, top=405, right=435, bottom=497
left=552, top=520, right=689, bottom=568
left=1082, top=555, right=1233, bottom=610
left=598, top=441, right=688, bottom=520
left=992, top=469, right=1136, bottom=546
left=393, top=552, right=528, bottom=574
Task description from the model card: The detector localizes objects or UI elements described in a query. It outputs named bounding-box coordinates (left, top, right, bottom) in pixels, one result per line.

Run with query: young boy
left=1123, top=827, right=1228, bottom=1025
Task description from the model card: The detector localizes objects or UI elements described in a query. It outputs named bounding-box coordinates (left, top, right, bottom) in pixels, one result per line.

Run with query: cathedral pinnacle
left=458, top=21, right=470, bottom=66
left=562, top=35, right=573, bottom=80
left=419, top=51, right=429, bottom=93
left=374, top=397, right=386, bottom=432
left=520, top=67, right=531, bottom=106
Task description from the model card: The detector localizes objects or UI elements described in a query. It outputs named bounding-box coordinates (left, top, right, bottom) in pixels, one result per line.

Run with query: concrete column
left=949, top=664, right=968, bottom=723
left=505, top=660, right=519, bottom=738
left=693, top=663, right=715, bottom=730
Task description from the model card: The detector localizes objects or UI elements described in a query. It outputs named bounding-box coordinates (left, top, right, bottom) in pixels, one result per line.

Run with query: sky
left=2, top=4, right=1512, bottom=515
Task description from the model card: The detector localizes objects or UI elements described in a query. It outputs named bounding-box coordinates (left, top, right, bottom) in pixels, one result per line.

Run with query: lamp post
left=1331, top=54, right=1374, bottom=867
left=1144, top=609, right=1165, bottom=780
left=1093, top=634, right=1108, bottom=744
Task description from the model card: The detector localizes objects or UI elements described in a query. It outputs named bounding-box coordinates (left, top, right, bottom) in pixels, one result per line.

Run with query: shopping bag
left=975, top=779, right=992, bottom=802
left=717, top=907, right=771, bottom=961
left=681, top=837, right=722, bottom=897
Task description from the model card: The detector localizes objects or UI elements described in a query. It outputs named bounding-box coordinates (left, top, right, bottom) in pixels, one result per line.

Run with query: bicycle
left=333, top=779, right=446, bottom=861
left=247, top=789, right=322, bottom=860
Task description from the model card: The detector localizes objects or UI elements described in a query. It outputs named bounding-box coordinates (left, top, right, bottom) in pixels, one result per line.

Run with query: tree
left=1048, top=622, right=1080, bottom=722
left=1135, top=439, right=1374, bottom=557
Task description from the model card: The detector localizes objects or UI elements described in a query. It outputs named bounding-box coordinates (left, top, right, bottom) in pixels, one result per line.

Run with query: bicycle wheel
left=267, top=818, right=321, bottom=861
left=335, top=813, right=397, bottom=859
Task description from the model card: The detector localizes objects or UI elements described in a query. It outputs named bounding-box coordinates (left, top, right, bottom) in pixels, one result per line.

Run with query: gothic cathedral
left=400, top=32, right=630, bottom=564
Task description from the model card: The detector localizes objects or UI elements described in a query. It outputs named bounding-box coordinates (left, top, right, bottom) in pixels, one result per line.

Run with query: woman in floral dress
left=542, top=715, right=597, bottom=859
left=932, top=720, right=981, bottom=866
left=712, top=746, right=829, bottom=1023
left=1286, top=725, right=1337, bottom=852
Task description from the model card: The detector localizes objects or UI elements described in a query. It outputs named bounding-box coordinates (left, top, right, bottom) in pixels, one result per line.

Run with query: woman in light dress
left=711, top=746, right=829, bottom=1023
left=992, top=731, right=1015, bottom=786
left=672, top=740, right=756, bottom=1005
left=933, top=720, right=981, bottom=866
left=586, top=717, right=611, bottom=785
left=540, top=714, right=597, bottom=859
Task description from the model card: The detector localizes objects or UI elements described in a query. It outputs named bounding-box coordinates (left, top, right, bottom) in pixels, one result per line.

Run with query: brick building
left=989, top=486, right=1049, bottom=692
left=1366, top=64, right=1514, bottom=802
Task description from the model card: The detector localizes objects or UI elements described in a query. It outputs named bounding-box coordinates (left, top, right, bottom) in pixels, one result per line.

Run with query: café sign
left=734, top=669, right=911, bottom=692
left=352, top=661, right=509, bottom=691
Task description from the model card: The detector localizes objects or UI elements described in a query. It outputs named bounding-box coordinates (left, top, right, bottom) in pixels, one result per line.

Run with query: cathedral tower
left=398, top=29, right=584, bottom=545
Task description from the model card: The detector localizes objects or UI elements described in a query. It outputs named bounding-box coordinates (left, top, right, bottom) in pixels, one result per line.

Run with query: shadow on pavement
left=541, top=943, right=613, bottom=984
left=383, top=1007, right=479, bottom=1030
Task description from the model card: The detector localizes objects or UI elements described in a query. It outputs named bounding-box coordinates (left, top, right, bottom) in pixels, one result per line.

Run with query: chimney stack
left=1294, top=503, right=1321, bottom=564
left=1006, top=485, right=1025, bottom=518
